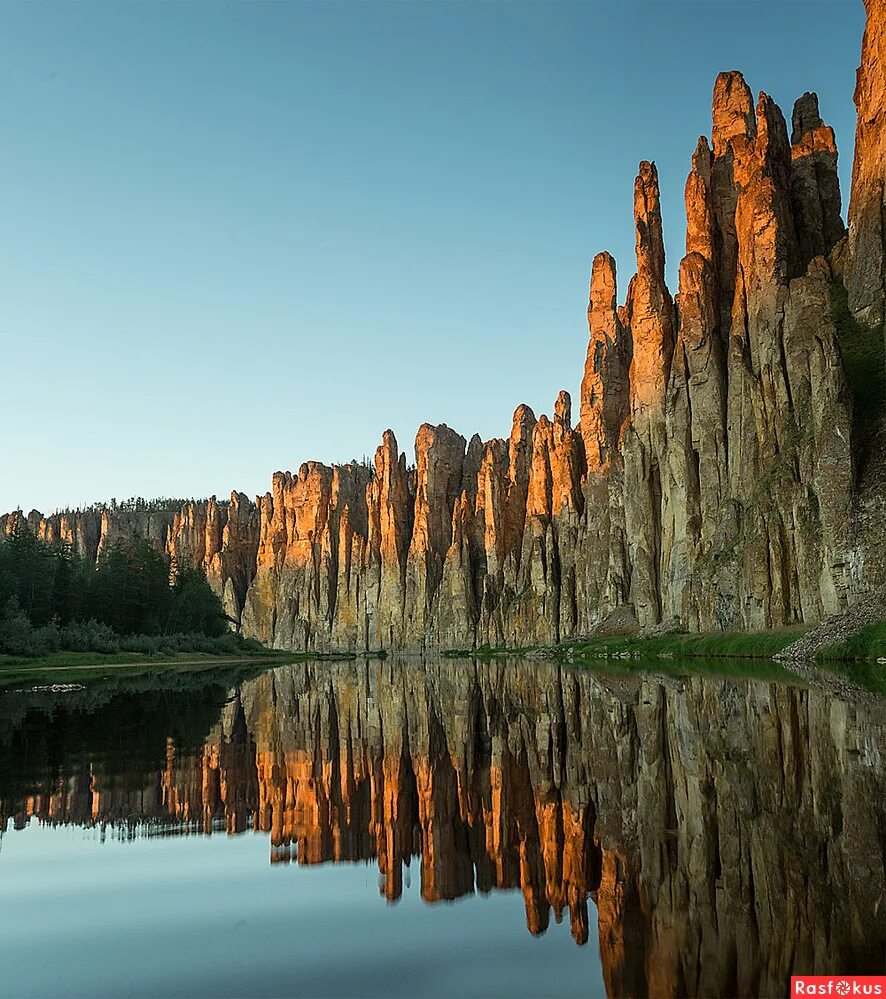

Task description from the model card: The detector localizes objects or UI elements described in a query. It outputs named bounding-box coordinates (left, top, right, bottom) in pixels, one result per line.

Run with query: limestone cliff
left=5, top=1, right=884, bottom=650
left=845, top=0, right=886, bottom=598
left=847, top=0, right=886, bottom=330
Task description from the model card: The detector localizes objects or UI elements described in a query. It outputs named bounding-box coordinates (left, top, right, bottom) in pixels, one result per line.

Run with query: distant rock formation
left=0, top=495, right=260, bottom=626
left=4, top=0, right=884, bottom=651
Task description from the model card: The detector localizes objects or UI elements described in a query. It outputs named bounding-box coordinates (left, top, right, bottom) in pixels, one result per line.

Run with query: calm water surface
left=0, top=657, right=883, bottom=998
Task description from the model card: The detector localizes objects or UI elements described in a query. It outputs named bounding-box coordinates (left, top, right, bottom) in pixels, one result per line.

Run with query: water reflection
left=1, top=658, right=884, bottom=997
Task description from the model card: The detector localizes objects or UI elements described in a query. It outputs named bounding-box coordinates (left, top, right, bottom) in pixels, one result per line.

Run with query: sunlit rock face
left=2, top=659, right=884, bottom=996
left=688, top=78, right=854, bottom=630
left=166, top=492, right=260, bottom=623
left=847, top=0, right=886, bottom=330
left=0, top=506, right=173, bottom=564
left=3, top=2, right=884, bottom=649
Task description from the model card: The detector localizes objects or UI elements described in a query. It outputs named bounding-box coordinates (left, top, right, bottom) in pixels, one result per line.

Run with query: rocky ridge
left=4, top=1, right=884, bottom=652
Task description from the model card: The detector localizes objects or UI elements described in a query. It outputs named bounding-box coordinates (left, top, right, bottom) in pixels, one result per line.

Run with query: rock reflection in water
left=1, top=658, right=884, bottom=998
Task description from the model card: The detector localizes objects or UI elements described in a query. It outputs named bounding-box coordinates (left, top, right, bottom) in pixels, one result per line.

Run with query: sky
left=0, top=0, right=866, bottom=514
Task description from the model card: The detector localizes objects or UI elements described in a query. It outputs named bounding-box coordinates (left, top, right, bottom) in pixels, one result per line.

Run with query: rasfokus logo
left=791, top=978, right=885, bottom=996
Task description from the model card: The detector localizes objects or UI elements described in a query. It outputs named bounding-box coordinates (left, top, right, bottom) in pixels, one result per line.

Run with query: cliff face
left=165, top=493, right=260, bottom=622
left=847, top=0, right=886, bottom=330
left=3, top=659, right=884, bottom=995
left=0, top=506, right=173, bottom=563
left=5, top=1, right=884, bottom=650
left=845, top=0, right=886, bottom=597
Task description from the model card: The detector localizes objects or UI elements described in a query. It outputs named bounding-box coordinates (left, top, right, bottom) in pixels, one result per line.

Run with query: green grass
left=816, top=621, right=886, bottom=662
left=442, top=633, right=810, bottom=686
left=442, top=644, right=534, bottom=659
left=443, top=628, right=808, bottom=663
left=830, top=279, right=886, bottom=464
left=557, top=627, right=808, bottom=660
left=0, top=646, right=289, bottom=670
left=0, top=656, right=279, bottom=694
left=440, top=627, right=886, bottom=694
left=815, top=623, right=886, bottom=697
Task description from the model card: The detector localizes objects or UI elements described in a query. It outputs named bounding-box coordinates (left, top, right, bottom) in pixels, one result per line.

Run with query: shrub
left=57, top=619, right=121, bottom=654
left=0, top=598, right=42, bottom=656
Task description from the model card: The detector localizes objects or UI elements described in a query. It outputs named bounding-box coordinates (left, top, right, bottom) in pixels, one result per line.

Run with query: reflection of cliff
left=2, top=659, right=884, bottom=995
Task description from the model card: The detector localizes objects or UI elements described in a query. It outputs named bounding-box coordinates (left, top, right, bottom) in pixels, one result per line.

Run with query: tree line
left=0, top=524, right=233, bottom=658
left=41, top=495, right=223, bottom=516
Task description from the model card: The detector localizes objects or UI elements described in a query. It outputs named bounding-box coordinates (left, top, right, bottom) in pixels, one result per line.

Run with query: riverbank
left=441, top=620, right=886, bottom=697
left=0, top=650, right=285, bottom=670
left=3, top=621, right=882, bottom=696
left=447, top=619, right=886, bottom=665
left=444, top=627, right=808, bottom=662
left=0, top=645, right=386, bottom=673
left=0, top=647, right=393, bottom=692
left=0, top=647, right=286, bottom=670
left=7, top=622, right=883, bottom=674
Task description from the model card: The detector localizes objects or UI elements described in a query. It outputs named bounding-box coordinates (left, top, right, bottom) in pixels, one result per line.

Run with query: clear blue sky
left=0, top=1, right=865, bottom=514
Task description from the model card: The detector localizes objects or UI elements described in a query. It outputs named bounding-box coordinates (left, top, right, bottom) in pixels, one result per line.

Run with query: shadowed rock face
left=3, top=3, right=884, bottom=650
left=791, top=92, right=846, bottom=272
left=2, top=659, right=883, bottom=996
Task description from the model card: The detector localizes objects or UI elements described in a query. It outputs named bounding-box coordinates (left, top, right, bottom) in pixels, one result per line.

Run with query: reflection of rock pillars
left=2, top=658, right=884, bottom=997
left=596, top=850, right=648, bottom=999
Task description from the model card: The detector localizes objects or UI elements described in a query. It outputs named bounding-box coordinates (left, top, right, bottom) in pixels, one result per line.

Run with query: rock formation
left=791, top=92, right=845, bottom=270
left=3, top=657, right=884, bottom=996
left=847, top=0, right=886, bottom=330
left=4, top=1, right=884, bottom=650
left=166, top=493, right=260, bottom=622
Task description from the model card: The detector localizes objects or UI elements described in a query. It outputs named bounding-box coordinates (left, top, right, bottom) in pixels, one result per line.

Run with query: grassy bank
left=558, top=628, right=808, bottom=661
left=0, top=647, right=285, bottom=671
left=816, top=622, right=886, bottom=663
left=445, top=627, right=809, bottom=663
left=0, top=628, right=285, bottom=669
left=0, top=656, right=281, bottom=693
left=0, top=644, right=392, bottom=688
left=0, top=646, right=389, bottom=673
left=441, top=623, right=886, bottom=695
